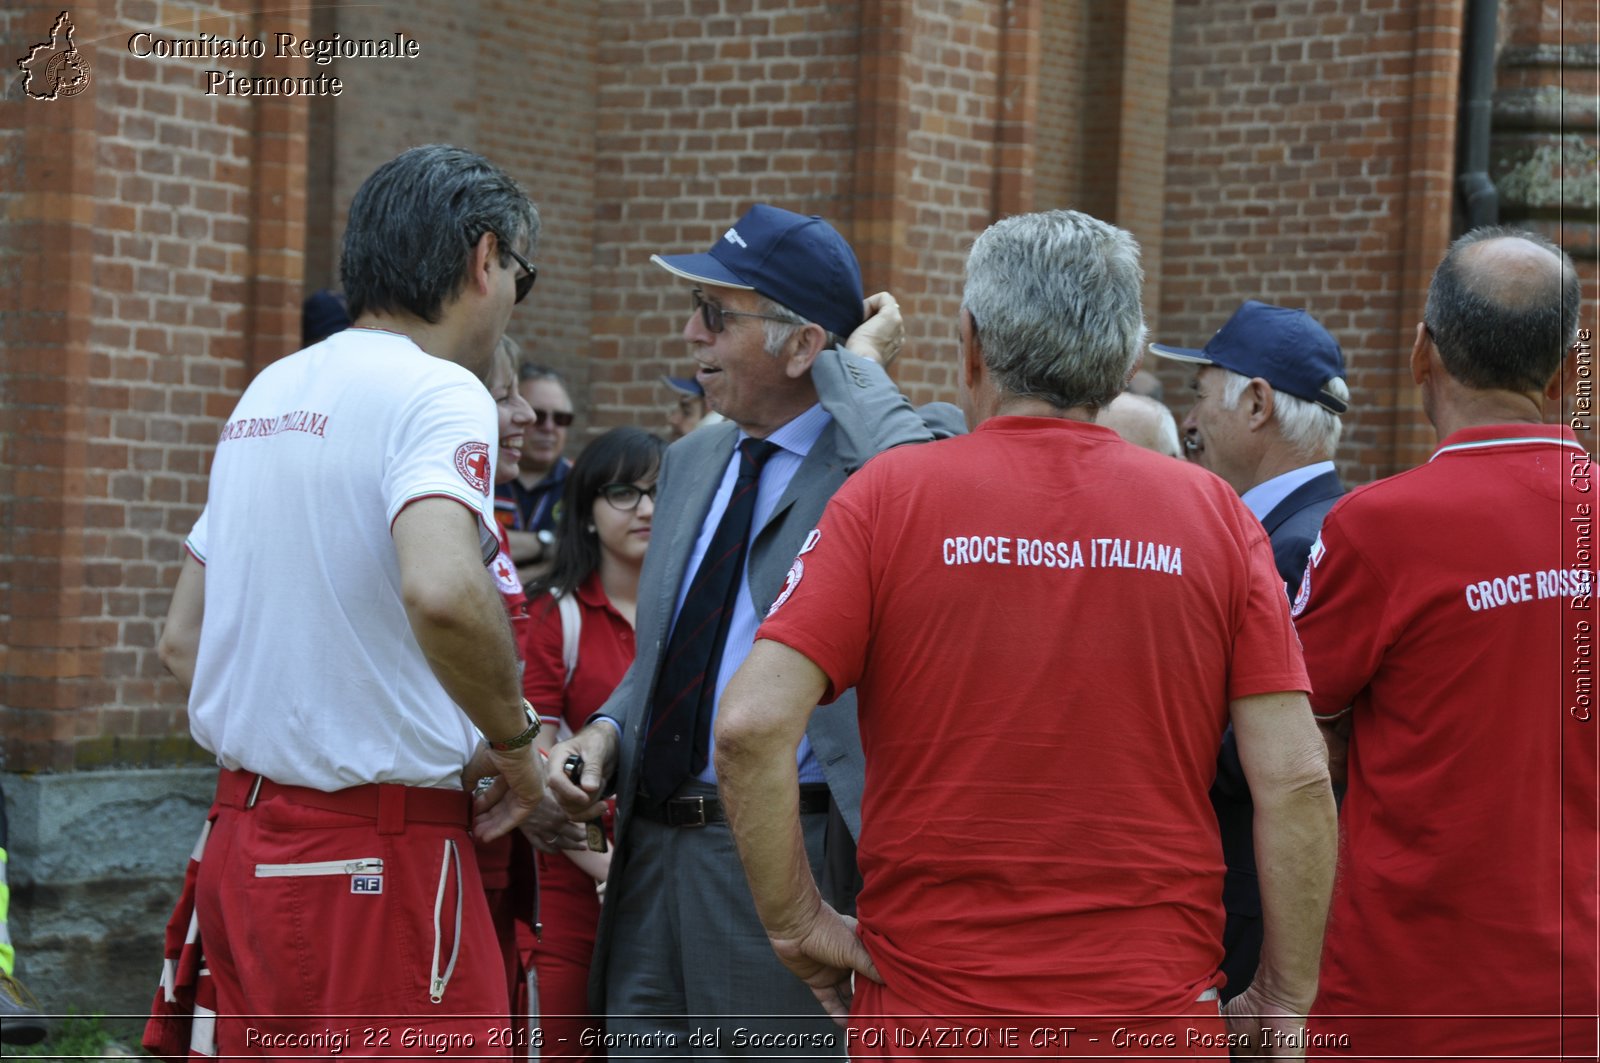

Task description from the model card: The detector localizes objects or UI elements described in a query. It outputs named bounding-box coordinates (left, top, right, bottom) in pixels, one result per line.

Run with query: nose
left=636, top=491, right=656, bottom=518
left=684, top=306, right=713, bottom=344
left=1181, top=408, right=1198, bottom=432
left=511, top=394, right=534, bottom=429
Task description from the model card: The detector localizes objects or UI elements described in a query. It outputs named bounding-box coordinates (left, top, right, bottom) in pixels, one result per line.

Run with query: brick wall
left=1033, top=2, right=1087, bottom=213
left=1159, top=0, right=1463, bottom=484
left=3, top=0, right=306, bottom=771
left=3, top=0, right=1592, bottom=774
left=857, top=0, right=1006, bottom=405
left=309, top=1, right=597, bottom=405
left=1494, top=0, right=1598, bottom=440
left=585, top=0, right=864, bottom=434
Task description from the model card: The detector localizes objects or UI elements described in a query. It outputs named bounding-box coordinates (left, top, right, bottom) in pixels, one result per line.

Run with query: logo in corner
left=17, top=11, right=93, bottom=101
left=454, top=441, right=492, bottom=496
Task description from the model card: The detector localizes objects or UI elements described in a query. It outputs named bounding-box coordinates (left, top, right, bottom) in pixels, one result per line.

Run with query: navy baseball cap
left=650, top=204, right=865, bottom=340
left=661, top=374, right=703, bottom=397
left=1148, top=300, right=1350, bottom=414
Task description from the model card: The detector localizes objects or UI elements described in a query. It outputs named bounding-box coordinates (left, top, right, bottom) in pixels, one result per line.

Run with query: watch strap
left=488, top=700, right=542, bottom=751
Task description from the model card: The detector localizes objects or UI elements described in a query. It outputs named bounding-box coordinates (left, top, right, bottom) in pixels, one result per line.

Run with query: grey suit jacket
left=587, top=347, right=962, bottom=1006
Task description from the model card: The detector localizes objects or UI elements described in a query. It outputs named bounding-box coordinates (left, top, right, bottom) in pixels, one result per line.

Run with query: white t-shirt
left=185, top=328, right=499, bottom=790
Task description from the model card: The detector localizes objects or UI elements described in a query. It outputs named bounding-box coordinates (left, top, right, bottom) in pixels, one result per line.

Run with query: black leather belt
left=635, top=784, right=831, bottom=828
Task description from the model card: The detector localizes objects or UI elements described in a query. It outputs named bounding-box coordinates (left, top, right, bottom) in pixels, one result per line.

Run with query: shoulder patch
left=767, top=557, right=805, bottom=619
left=1291, top=562, right=1313, bottom=618
left=454, top=441, right=491, bottom=496
left=490, top=549, right=522, bottom=595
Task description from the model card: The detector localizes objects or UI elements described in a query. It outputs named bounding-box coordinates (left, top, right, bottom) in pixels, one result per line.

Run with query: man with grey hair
left=715, top=210, right=1335, bottom=1051
left=1147, top=300, right=1349, bottom=1007
left=1293, top=227, right=1597, bottom=1060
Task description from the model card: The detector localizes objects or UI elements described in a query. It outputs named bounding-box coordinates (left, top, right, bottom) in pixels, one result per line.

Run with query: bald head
left=1098, top=392, right=1183, bottom=458
left=1425, top=227, right=1580, bottom=393
left=1127, top=369, right=1165, bottom=402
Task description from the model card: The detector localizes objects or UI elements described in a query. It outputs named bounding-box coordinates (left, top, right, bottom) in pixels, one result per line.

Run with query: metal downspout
left=1457, top=0, right=1500, bottom=227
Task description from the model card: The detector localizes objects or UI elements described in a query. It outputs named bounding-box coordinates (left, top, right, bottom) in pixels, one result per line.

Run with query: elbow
left=156, top=630, right=178, bottom=671
left=713, top=693, right=760, bottom=763
left=1254, top=740, right=1337, bottom=814
left=713, top=689, right=779, bottom=780
left=402, top=579, right=473, bottom=634
left=157, top=628, right=191, bottom=675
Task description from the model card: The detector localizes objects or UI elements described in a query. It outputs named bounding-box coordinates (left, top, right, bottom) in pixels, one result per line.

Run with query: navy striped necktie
left=642, top=437, right=779, bottom=804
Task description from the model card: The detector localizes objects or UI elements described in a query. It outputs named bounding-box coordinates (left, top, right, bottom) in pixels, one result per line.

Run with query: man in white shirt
left=1148, top=299, right=1348, bottom=1009
left=156, top=145, right=548, bottom=1055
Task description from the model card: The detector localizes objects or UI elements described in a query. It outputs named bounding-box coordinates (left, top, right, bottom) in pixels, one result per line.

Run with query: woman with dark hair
left=521, top=426, right=666, bottom=1059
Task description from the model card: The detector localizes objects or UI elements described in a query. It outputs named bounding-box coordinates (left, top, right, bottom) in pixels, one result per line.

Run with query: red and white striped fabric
left=142, top=818, right=217, bottom=1061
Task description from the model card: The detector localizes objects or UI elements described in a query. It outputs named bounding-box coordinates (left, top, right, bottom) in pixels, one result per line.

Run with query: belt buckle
left=675, top=796, right=708, bottom=828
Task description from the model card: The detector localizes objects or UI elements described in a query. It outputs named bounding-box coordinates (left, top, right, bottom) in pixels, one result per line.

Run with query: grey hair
left=341, top=145, right=540, bottom=323
left=1424, top=225, right=1580, bottom=392
left=518, top=360, right=568, bottom=390
left=1218, top=370, right=1342, bottom=459
left=756, top=295, right=844, bottom=356
left=961, top=210, right=1147, bottom=411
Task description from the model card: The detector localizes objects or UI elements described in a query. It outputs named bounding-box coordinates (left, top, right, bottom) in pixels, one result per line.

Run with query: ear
left=960, top=307, right=985, bottom=393
left=1545, top=346, right=1580, bottom=403
left=782, top=323, right=829, bottom=379
left=468, top=231, right=498, bottom=298
left=1245, top=378, right=1275, bottom=430
left=1409, top=320, right=1432, bottom=388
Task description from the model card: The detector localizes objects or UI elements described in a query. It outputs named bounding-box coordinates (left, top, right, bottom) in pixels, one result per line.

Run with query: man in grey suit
left=549, top=204, right=960, bottom=1056
left=1148, top=299, right=1349, bottom=1006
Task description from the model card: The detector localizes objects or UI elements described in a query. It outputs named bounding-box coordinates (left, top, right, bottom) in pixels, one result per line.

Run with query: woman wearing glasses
left=522, top=426, right=666, bottom=1060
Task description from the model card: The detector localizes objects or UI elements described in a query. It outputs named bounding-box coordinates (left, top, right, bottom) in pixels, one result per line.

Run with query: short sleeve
left=1227, top=518, right=1313, bottom=701
left=383, top=376, right=498, bottom=539
left=754, top=477, right=877, bottom=704
left=521, top=596, right=568, bottom=727
left=186, top=507, right=209, bottom=564
left=1289, top=504, right=1386, bottom=720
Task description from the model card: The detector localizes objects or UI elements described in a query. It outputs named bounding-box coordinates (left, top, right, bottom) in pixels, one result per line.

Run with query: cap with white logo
left=650, top=204, right=865, bottom=339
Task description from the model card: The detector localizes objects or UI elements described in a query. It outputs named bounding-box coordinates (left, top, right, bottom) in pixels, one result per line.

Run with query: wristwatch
left=488, top=699, right=542, bottom=751
left=534, top=529, right=555, bottom=562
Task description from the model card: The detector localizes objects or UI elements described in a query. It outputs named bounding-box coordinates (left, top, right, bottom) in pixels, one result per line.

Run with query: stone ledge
left=2, top=767, right=218, bottom=1018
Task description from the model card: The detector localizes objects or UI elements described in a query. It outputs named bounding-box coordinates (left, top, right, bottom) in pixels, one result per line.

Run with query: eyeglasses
left=531, top=408, right=574, bottom=428
left=598, top=482, right=657, bottom=511
left=493, top=233, right=538, bottom=304
left=691, top=289, right=799, bottom=334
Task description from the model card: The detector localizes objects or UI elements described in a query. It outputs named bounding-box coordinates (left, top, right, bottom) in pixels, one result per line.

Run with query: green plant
left=3, top=1011, right=138, bottom=1059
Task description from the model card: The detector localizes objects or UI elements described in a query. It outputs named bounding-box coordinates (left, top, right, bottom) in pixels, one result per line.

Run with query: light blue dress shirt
left=1239, top=460, right=1336, bottom=523
left=677, top=404, right=832, bottom=785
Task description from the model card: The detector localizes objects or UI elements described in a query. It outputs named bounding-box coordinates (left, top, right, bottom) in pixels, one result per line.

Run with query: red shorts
left=194, top=770, right=512, bottom=1059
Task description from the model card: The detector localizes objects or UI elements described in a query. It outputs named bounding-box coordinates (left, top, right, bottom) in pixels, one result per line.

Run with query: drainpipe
left=1457, top=0, right=1500, bottom=228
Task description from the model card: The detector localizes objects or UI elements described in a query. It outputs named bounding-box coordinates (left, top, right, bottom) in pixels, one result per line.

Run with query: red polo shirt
left=1293, top=424, right=1598, bottom=1059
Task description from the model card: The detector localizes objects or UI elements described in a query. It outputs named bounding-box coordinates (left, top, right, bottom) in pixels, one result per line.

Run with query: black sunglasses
left=493, top=233, right=537, bottom=303
left=530, top=408, right=574, bottom=428
left=598, top=482, right=657, bottom=511
left=691, top=288, right=797, bottom=334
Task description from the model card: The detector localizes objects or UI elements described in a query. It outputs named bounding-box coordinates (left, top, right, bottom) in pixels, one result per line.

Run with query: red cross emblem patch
left=454, top=441, right=491, bottom=495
